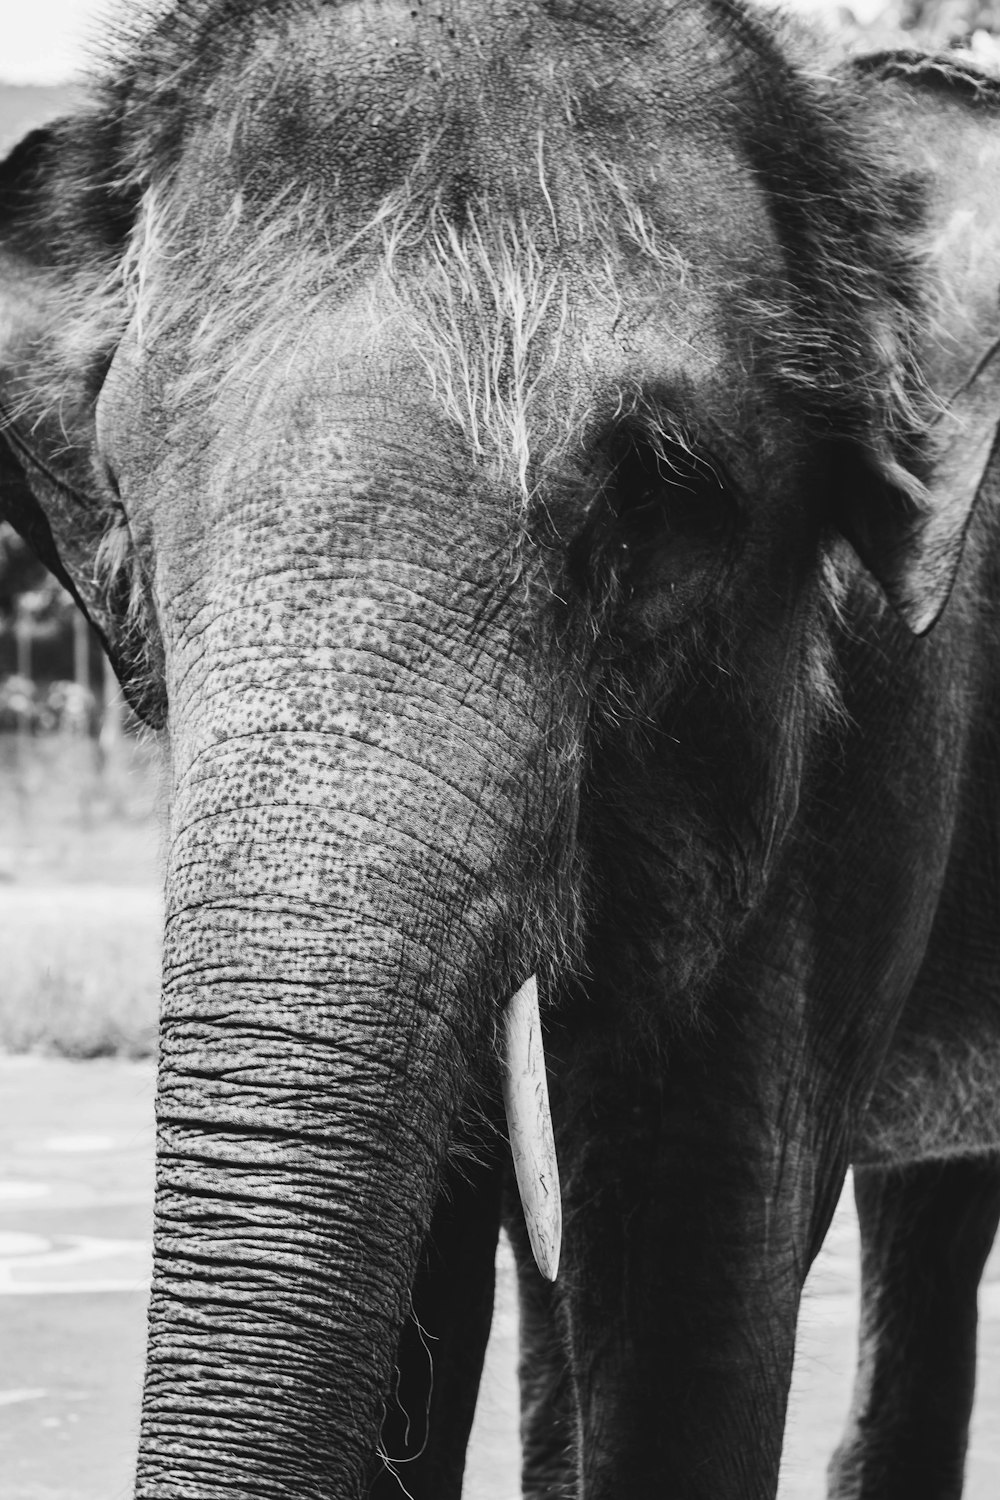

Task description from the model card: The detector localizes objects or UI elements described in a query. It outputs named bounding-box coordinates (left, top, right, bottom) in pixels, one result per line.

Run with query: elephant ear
left=839, top=52, right=1000, bottom=635
left=0, top=118, right=162, bottom=720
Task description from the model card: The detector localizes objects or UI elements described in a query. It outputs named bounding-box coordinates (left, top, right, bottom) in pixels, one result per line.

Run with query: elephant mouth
left=502, top=974, right=562, bottom=1281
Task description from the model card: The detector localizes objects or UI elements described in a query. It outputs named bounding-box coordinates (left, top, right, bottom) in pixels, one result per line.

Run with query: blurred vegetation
left=0, top=729, right=163, bottom=886
left=0, top=732, right=163, bottom=1060
left=0, top=890, right=161, bottom=1059
left=783, top=0, right=1000, bottom=52
left=899, top=0, right=1000, bottom=39
left=0, top=88, right=162, bottom=1063
left=0, top=522, right=111, bottom=720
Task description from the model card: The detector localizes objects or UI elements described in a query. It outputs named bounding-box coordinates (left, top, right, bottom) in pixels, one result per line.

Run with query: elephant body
left=2, top=4, right=1000, bottom=1497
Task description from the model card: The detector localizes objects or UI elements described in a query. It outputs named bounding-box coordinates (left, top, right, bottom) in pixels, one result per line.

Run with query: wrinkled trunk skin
left=135, top=408, right=556, bottom=1499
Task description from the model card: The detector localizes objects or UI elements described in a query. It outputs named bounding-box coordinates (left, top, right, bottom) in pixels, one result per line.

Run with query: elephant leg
left=828, top=1155, right=1000, bottom=1500
left=506, top=1197, right=579, bottom=1500
left=552, top=1042, right=826, bottom=1500
left=371, top=1141, right=504, bottom=1500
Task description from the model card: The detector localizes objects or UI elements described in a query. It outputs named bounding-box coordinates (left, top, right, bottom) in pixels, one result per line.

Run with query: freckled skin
left=3, top=5, right=1000, bottom=1500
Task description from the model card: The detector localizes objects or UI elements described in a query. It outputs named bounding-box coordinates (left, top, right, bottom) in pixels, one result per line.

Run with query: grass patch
left=0, top=891, right=162, bottom=1059
left=0, top=731, right=163, bottom=1059
left=0, top=730, right=164, bottom=886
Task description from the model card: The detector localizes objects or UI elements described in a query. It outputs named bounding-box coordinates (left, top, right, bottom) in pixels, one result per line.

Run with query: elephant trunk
left=138, top=758, right=514, bottom=1497
left=134, top=477, right=560, bottom=1495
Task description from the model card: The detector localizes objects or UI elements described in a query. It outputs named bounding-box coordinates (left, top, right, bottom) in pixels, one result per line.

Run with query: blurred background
left=0, top=4, right=164, bottom=1070
left=1, top=3, right=999, bottom=1499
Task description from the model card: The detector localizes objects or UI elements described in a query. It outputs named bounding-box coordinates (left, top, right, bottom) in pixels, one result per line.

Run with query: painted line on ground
left=0, top=1179, right=150, bottom=1210
left=0, top=1233, right=151, bottom=1296
left=42, top=1134, right=117, bottom=1153
left=0, top=1388, right=46, bottom=1407
left=0, top=1181, right=50, bottom=1201
left=0, top=1278, right=150, bottom=1296
left=0, top=1232, right=49, bottom=1255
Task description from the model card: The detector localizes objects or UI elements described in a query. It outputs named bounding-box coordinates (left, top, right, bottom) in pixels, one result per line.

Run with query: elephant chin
left=502, top=974, right=562, bottom=1281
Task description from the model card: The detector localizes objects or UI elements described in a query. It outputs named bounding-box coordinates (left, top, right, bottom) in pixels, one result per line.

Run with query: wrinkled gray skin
left=3, top=2, right=1000, bottom=1498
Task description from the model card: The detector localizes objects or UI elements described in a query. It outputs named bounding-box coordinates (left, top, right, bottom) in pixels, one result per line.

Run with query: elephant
left=2, top=1, right=1000, bottom=1496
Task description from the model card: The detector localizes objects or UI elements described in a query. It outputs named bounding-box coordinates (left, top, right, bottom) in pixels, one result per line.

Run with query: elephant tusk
left=502, top=974, right=562, bottom=1282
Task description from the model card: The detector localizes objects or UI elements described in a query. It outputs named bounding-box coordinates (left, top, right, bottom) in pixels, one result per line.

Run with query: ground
left=3, top=1050, right=1000, bottom=1499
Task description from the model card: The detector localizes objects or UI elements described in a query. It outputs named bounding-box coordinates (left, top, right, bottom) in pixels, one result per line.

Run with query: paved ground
left=0, top=1057, right=152, bottom=1500
left=3, top=1054, right=1000, bottom=1500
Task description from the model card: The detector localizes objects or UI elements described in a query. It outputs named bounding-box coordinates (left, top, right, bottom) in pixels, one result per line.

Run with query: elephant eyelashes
left=609, top=431, right=733, bottom=555
left=569, top=425, right=736, bottom=622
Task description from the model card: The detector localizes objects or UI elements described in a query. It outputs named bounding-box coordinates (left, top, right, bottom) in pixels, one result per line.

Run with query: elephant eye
left=562, top=419, right=737, bottom=614
left=609, top=427, right=733, bottom=559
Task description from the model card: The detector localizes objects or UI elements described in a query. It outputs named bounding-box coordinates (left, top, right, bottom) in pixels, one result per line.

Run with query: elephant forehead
left=125, top=0, right=773, bottom=259
left=101, top=0, right=915, bottom=511
left=287, top=5, right=730, bottom=209
left=115, top=6, right=782, bottom=495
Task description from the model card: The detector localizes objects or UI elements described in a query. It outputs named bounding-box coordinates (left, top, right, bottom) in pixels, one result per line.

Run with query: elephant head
left=2, top=3, right=1000, bottom=1497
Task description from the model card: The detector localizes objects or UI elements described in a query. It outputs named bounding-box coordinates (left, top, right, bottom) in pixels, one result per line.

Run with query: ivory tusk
left=501, top=974, right=562, bottom=1282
